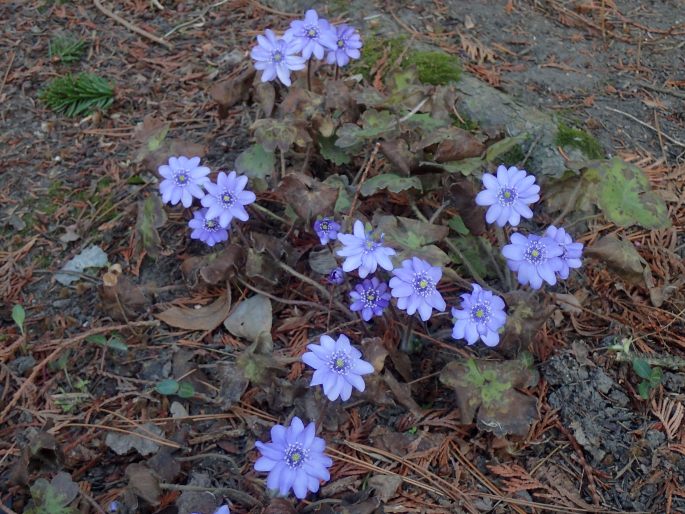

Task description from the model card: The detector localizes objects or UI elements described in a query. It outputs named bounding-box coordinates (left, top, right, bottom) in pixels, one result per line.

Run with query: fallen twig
left=605, top=106, right=685, bottom=148
left=93, top=0, right=173, bottom=49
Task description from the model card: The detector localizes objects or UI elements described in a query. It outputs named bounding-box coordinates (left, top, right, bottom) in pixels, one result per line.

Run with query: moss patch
left=555, top=123, right=603, bottom=159
left=351, top=34, right=407, bottom=79
left=404, top=50, right=461, bottom=85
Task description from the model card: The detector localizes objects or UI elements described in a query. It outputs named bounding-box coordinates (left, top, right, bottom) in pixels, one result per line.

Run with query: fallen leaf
left=585, top=235, right=646, bottom=284
left=308, top=247, right=338, bottom=275
left=156, top=294, right=231, bottom=331
left=368, top=474, right=402, bottom=503
left=134, top=115, right=206, bottom=171
left=379, top=139, right=416, bottom=175
left=199, top=244, right=245, bottom=285
left=100, top=266, right=149, bottom=321
left=209, top=67, right=255, bottom=118
left=445, top=176, right=486, bottom=235
left=254, top=81, right=276, bottom=117
left=361, top=337, right=388, bottom=372
left=105, top=423, right=164, bottom=457
left=263, top=498, right=297, bottom=514
left=434, top=130, right=484, bottom=162
left=383, top=372, right=423, bottom=417
left=278, top=173, right=338, bottom=222
left=223, top=294, right=272, bottom=344
left=58, top=224, right=80, bottom=243
left=55, top=245, right=109, bottom=285
left=217, top=361, right=250, bottom=408
left=135, top=195, right=167, bottom=259
left=125, top=463, right=161, bottom=506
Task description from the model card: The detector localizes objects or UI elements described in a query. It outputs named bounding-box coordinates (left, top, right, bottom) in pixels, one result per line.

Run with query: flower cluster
left=251, top=9, right=362, bottom=86
left=158, top=157, right=256, bottom=247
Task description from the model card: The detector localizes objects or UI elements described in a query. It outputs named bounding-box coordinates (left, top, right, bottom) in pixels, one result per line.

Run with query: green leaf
left=177, top=382, right=195, bottom=398
left=448, top=235, right=494, bottom=279
left=649, top=366, right=663, bottom=386
left=583, top=158, right=671, bottom=229
left=86, top=334, right=108, bottom=345
left=402, top=113, right=450, bottom=133
left=637, top=380, right=651, bottom=399
left=360, top=174, right=422, bottom=196
left=155, top=379, right=179, bottom=395
left=632, top=358, right=652, bottom=380
left=146, top=124, right=169, bottom=152
left=234, top=144, right=275, bottom=183
left=135, top=195, right=167, bottom=259
left=12, top=304, right=25, bottom=334
left=103, top=336, right=128, bottom=353
left=252, top=119, right=297, bottom=152
left=323, top=174, right=353, bottom=213
left=319, top=135, right=352, bottom=164
left=335, top=109, right=397, bottom=148
left=484, top=134, right=528, bottom=163
left=432, top=157, right=484, bottom=176
left=448, top=216, right=469, bottom=235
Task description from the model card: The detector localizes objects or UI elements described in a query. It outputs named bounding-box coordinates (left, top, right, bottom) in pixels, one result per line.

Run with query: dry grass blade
left=488, top=463, right=547, bottom=493
left=458, top=32, right=496, bottom=64
left=651, top=393, right=684, bottom=440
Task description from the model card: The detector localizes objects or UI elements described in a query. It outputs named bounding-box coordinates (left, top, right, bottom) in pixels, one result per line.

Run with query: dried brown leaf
left=434, top=130, right=484, bottom=162
left=155, top=294, right=230, bottom=331
left=379, top=138, right=416, bottom=175
left=209, top=67, right=255, bottom=118
left=125, top=463, right=161, bottom=506
left=278, top=173, right=338, bottom=221
left=361, top=337, right=388, bottom=372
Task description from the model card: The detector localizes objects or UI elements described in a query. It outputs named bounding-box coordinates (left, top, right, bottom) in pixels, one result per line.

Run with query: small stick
left=93, top=0, right=173, bottom=49
left=0, top=51, right=15, bottom=98
left=605, top=106, right=685, bottom=148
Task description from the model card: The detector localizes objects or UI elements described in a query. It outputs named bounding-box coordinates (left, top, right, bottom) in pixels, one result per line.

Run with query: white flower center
left=525, top=241, right=546, bottom=264
left=306, top=26, right=318, bottom=39
left=328, top=351, right=351, bottom=375
left=203, top=218, right=220, bottom=232
left=470, top=301, right=491, bottom=324
left=220, top=190, right=236, bottom=208
left=412, top=272, right=435, bottom=297
left=174, top=170, right=190, bottom=186
left=364, top=289, right=378, bottom=308
left=497, top=187, right=518, bottom=206
left=284, top=443, right=308, bottom=469
left=337, top=38, right=345, bottom=48
left=272, top=50, right=283, bottom=63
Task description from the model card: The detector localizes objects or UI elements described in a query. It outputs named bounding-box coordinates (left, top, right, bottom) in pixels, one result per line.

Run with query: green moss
left=453, top=114, right=479, bottom=132
left=404, top=50, right=461, bottom=85
left=555, top=123, right=603, bottom=159
left=351, top=34, right=407, bottom=79
left=498, top=145, right=526, bottom=166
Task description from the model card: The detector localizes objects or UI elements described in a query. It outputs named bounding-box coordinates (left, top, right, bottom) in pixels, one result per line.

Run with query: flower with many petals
left=349, top=277, right=391, bottom=321
left=451, top=284, right=507, bottom=347
left=302, top=334, right=375, bottom=401
left=188, top=208, right=229, bottom=247
left=544, top=225, right=583, bottom=279
left=336, top=220, right=395, bottom=278
left=475, top=165, right=540, bottom=227
left=502, top=233, right=563, bottom=289
left=285, top=9, right=337, bottom=60
left=201, top=170, right=256, bottom=228
left=326, top=24, right=362, bottom=67
left=313, top=216, right=340, bottom=245
left=254, top=417, right=332, bottom=499
left=389, top=257, right=446, bottom=321
left=158, top=156, right=210, bottom=208
left=251, top=29, right=307, bottom=86
left=191, top=506, right=230, bottom=514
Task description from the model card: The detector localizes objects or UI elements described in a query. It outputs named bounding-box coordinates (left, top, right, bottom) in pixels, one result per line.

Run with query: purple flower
left=349, top=277, right=391, bottom=321
left=191, top=507, right=230, bottom=514
left=188, top=208, right=229, bottom=247
left=201, top=170, right=256, bottom=228
left=451, top=284, right=507, bottom=347
left=108, top=502, right=120, bottom=513
left=475, top=165, right=540, bottom=227
left=284, top=9, right=338, bottom=60
left=313, top=216, right=340, bottom=244
left=389, top=257, right=446, bottom=321
left=158, top=156, right=210, bottom=208
left=336, top=220, right=396, bottom=278
left=302, top=334, right=375, bottom=401
left=502, top=233, right=564, bottom=289
left=251, top=29, right=307, bottom=86
left=544, top=225, right=583, bottom=279
left=326, top=24, right=362, bottom=67
left=254, top=417, right=332, bottom=499
left=327, top=267, right=345, bottom=285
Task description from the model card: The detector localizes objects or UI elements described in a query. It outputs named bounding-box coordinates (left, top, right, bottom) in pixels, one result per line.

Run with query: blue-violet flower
left=158, top=156, right=210, bottom=208
left=302, top=334, right=375, bottom=401
left=336, top=220, right=396, bottom=278
left=475, top=165, right=540, bottom=227
left=502, top=232, right=563, bottom=289
left=254, top=417, right=332, bottom=499
left=188, top=208, right=229, bottom=247
left=313, top=216, right=340, bottom=245
left=190, top=507, right=230, bottom=514
left=544, top=225, right=583, bottom=279
left=201, top=170, right=256, bottom=228
left=251, top=29, right=307, bottom=86
left=326, top=24, right=362, bottom=67
left=284, top=9, right=337, bottom=60
left=451, top=284, right=507, bottom=347
left=327, top=267, right=345, bottom=286
left=349, top=277, right=391, bottom=321
left=389, top=257, right=446, bottom=321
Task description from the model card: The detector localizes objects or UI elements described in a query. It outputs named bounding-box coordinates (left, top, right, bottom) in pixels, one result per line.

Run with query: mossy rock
left=404, top=50, right=461, bottom=85
left=555, top=123, right=603, bottom=159
left=351, top=34, right=407, bottom=78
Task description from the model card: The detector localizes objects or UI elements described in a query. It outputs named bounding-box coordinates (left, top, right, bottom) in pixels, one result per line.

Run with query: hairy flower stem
left=399, top=316, right=415, bottom=352
left=315, top=390, right=329, bottom=431
left=307, top=59, right=312, bottom=91
left=495, top=226, right=514, bottom=290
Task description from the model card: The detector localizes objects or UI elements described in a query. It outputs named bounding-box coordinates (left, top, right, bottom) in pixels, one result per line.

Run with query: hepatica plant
left=145, top=5, right=591, bottom=505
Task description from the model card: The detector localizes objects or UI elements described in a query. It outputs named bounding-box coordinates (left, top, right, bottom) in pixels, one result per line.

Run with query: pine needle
left=48, top=34, right=86, bottom=63
left=40, top=73, right=114, bottom=117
